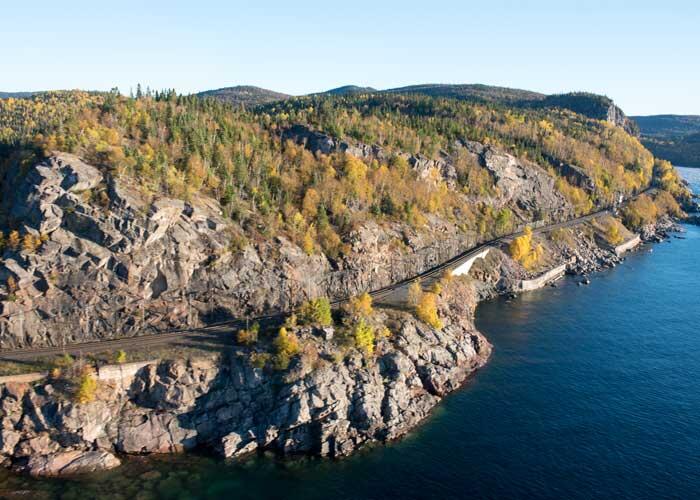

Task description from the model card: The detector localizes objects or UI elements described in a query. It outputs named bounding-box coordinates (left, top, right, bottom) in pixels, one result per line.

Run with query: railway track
left=0, top=189, right=652, bottom=362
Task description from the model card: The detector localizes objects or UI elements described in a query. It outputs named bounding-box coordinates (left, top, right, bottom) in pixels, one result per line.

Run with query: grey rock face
left=461, top=141, right=571, bottom=223
left=0, top=278, right=490, bottom=475
left=284, top=124, right=572, bottom=225
left=0, top=152, right=488, bottom=349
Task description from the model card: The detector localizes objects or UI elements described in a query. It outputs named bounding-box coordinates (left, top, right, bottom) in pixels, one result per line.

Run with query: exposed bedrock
left=0, top=279, right=491, bottom=475
left=0, top=153, right=479, bottom=348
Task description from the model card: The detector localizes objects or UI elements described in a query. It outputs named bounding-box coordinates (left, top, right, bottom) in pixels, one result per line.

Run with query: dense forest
left=0, top=88, right=687, bottom=260
left=633, top=115, right=700, bottom=168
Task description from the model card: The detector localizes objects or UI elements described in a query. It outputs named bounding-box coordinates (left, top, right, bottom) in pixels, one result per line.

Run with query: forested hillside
left=633, top=115, right=700, bottom=167
left=0, top=87, right=689, bottom=351
left=0, top=89, right=675, bottom=255
left=196, top=86, right=291, bottom=107
left=192, top=83, right=639, bottom=136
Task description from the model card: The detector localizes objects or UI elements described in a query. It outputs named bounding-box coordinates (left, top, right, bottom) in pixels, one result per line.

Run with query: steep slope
left=0, top=90, right=683, bottom=349
left=0, top=89, right=690, bottom=477
left=541, top=93, right=639, bottom=136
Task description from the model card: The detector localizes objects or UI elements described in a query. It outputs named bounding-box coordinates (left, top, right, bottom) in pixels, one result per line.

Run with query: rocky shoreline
left=0, top=277, right=492, bottom=477
left=0, top=211, right=678, bottom=477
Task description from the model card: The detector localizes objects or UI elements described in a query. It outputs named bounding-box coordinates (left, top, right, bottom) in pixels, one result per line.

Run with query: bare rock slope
left=0, top=279, right=490, bottom=475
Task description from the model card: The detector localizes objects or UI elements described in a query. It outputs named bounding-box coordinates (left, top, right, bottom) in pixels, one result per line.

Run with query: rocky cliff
left=0, top=162, right=681, bottom=478
left=0, top=278, right=490, bottom=476
left=0, top=209, right=678, bottom=477
left=0, top=132, right=573, bottom=349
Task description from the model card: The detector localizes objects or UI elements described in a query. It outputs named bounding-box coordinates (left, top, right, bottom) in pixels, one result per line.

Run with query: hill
left=381, top=83, right=545, bottom=103
left=380, top=86, right=638, bottom=135
left=633, top=114, right=700, bottom=138
left=632, top=115, right=700, bottom=167
left=0, top=91, right=38, bottom=99
left=324, top=85, right=377, bottom=95
left=197, top=83, right=638, bottom=136
left=196, top=85, right=290, bottom=106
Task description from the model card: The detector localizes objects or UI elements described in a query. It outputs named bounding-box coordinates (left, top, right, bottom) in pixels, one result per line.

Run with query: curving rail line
left=0, top=188, right=652, bottom=362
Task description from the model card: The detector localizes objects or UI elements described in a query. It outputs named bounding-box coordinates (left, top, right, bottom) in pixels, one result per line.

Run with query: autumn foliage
left=509, top=226, right=544, bottom=270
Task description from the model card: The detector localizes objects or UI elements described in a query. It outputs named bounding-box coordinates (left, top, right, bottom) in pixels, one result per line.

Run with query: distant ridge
left=323, top=85, right=377, bottom=95
left=382, top=83, right=546, bottom=104
left=0, top=91, right=38, bottom=99
left=192, top=83, right=634, bottom=135
left=196, top=86, right=291, bottom=107
left=632, top=115, right=700, bottom=138
left=632, top=114, right=700, bottom=167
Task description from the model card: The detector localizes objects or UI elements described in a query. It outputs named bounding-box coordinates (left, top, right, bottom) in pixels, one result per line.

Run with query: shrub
left=273, top=327, right=300, bottom=370
left=237, top=322, right=260, bottom=346
left=415, top=292, right=443, bottom=329
left=556, top=178, right=593, bottom=216
left=509, top=226, right=544, bottom=270
left=347, top=292, right=373, bottom=319
left=440, top=269, right=453, bottom=284
left=605, top=222, right=624, bottom=245
left=654, top=190, right=682, bottom=218
left=299, top=297, right=332, bottom=326
left=302, top=228, right=315, bottom=255
left=250, top=352, right=271, bottom=369
left=6, top=276, right=18, bottom=294
left=284, top=313, right=298, bottom=328
left=622, top=194, right=658, bottom=229
left=51, top=353, right=74, bottom=377
left=550, top=227, right=575, bottom=248
left=75, top=368, right=97, bottom=404
left=300, top=341, right=320, bottom=368
left=7, top=231, right=20, bottom=251
left=115, top=350, right=127, bottom=364
left=352, top=318, right=375, bottom=356
left=21, top=234, right=40, bottom=253
left=377, top=326, right=392, bottom=339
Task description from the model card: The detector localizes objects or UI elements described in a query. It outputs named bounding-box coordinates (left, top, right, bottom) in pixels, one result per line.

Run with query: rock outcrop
left=0, top=153, right=477, bottom=349
left=284, top=125, right=572, bottom=224
left=0, top=278, right=490, bottom=474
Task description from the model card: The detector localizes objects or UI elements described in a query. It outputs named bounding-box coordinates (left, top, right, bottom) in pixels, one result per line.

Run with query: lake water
left=2, top=168, right=699, bottom=499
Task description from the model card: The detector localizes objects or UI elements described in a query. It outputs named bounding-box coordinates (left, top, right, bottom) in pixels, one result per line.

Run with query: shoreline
left=0, top=213, right=680, bottom=479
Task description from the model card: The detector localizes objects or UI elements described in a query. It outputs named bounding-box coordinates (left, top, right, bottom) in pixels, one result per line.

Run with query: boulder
left=25, top=450, right=120, bottom=477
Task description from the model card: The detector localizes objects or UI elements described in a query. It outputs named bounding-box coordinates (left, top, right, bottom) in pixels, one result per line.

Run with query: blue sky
left=2, top=0, right=698, bottom=115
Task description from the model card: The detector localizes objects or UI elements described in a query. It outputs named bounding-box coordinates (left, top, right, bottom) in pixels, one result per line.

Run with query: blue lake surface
left=4, top=168, right=699, bottom=499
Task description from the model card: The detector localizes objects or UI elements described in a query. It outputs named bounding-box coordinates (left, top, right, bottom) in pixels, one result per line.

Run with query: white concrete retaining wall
left=0, top=359, right=159, bottom=386
left=518, top=264, right=567, bottom=292
left=452, top=248, right=491, bottom=276
left=97, top=360, right=158, bottom=381
left=614, top=235, right=641, bottom=256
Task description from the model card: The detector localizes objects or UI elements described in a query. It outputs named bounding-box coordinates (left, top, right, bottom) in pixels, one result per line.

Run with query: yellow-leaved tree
left=415, top=292, right=442, bottom=329
left=273, top=327, right=301, bottom=370
left=509, top=226, right=544, bottom=270
left=352, top=318, right=375, bottom=356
